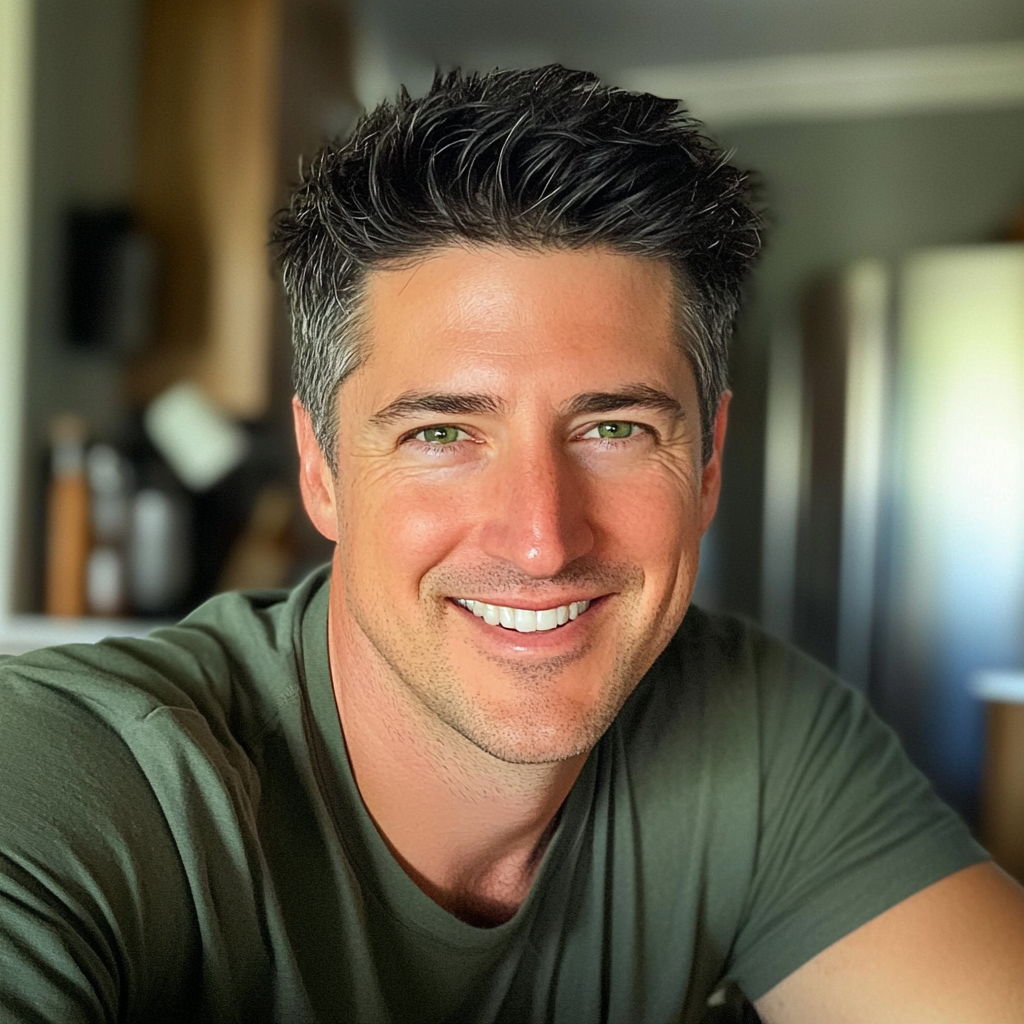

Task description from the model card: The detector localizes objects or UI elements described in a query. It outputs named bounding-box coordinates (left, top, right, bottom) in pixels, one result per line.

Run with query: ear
left=699, top=391, right=730, bottom=534
left=292, top=396, right=338, bottom=542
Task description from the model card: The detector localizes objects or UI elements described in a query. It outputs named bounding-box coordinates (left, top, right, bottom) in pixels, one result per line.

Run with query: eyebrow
left=368, top=382, right=684, bottom=427
left=561, top=384, right=684, bottom=420
left=369, top=391, right=508, bottom=426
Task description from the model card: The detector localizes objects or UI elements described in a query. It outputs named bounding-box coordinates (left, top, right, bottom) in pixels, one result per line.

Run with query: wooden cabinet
left=132, top=0, right=355, bottom=418
left=0, top=0, right=353, bottom=650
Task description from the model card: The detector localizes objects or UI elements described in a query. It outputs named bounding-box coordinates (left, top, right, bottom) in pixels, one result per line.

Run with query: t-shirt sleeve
left=726, top=633, right=989, bottom=1002
left=0, top=665, right=199, bottom=1023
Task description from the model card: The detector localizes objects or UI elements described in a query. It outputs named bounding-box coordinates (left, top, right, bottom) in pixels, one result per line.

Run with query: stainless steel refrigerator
left=761, top=245, right=1024, bottom=822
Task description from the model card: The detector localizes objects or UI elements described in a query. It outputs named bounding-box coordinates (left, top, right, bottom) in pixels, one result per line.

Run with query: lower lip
left=449, top=597, right=605, bottom=650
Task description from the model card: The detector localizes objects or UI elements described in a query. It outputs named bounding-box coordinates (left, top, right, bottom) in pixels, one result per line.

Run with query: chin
left=422, top=676, right=632, bottom=765
left=461, top=721, right=599, bottom=765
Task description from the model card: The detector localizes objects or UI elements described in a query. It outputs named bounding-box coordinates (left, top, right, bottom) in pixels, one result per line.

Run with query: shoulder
left=0, top=634, right=205, bottom=1018
left=606, top=606, right=988, bottom=1005
left=618, top=603, right=848, bottom=757
left=0, top=571, right=329, bottom=1019
left=0, top=571, right=324, bottom=850
left=619, top=603, right=970, bottom=846
left=669, top=602, right=851, bottom=705
left=611, top=604, right=865, bottom=845
left=0, top=569, right=331, bottom=902
left=0, top=566, right=329, bottom=743
left=0, top=571, right=331, bottom=867
left=633, top=613, right=988, bottom=1004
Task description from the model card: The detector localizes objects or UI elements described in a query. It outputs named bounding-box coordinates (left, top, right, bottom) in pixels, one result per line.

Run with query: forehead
left=355, top=245, right=684, bottom=391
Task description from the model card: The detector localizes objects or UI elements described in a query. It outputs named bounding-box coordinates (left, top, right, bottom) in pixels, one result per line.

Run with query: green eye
left=416, top=425, right=466, bottom=445
left=587, top=421, right=635, bottom=440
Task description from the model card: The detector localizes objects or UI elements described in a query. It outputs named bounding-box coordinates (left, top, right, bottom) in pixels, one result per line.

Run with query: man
left=2, top=66, right=1023, bottom=1023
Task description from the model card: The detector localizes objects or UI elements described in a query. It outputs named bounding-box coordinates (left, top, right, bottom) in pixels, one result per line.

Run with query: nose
left=476, top=438, right=595, bottom=578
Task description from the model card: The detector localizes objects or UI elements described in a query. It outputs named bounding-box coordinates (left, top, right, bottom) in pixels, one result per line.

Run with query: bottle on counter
left=127, top=479, right=191, bottom=616
left=45, top=415, right=90, bottom=617
left=85, top=443, right=133, bottom=616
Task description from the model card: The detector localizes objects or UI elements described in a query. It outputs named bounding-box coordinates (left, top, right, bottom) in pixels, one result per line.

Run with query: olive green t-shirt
left=0, top=569, right=986, bottom=1023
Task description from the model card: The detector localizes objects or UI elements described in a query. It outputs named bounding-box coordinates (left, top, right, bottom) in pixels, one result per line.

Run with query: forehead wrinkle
left=368, top=390, right=508, bottom=427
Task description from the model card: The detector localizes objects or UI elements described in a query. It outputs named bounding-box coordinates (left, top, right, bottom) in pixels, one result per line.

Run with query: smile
left=454, top=598, right=592, bottom=633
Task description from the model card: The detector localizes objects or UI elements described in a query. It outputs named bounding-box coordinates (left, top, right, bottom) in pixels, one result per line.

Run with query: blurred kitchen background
left=2, top=0, right=1024, bottom=859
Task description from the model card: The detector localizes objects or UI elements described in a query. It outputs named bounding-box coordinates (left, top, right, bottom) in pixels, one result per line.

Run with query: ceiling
left=359, top=0, right=1024, bottom=85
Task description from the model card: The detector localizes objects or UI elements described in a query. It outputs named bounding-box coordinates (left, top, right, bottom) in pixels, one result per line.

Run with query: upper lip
left=451, top=595, right=603, bottom=610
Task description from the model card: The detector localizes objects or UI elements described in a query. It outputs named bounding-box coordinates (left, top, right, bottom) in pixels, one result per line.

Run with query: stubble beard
left=347, top=560, right=653, bottom=765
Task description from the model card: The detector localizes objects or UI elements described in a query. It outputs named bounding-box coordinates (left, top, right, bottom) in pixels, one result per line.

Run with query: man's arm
left=755, top=861, right=1024, bottom=1023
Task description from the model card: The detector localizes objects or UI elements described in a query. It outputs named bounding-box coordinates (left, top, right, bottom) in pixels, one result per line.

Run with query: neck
left=327, top=599, right=587, bottom=927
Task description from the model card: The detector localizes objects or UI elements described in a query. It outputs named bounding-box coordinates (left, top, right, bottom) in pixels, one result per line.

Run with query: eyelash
left=577, top=421, right=652, bottom=442
left=402, top=421, right=654, bottom=451
left=410, top=426, right=472, bottom=444
left=399, top=426, right=478, bottom=457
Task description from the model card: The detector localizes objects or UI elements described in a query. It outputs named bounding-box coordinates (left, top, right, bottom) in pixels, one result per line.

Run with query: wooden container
left=44, top=416, right=90, bottom=617
left=975, top=671, right=1024, bottom=883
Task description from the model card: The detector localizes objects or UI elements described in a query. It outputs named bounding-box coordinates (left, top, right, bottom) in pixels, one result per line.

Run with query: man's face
left=297, top=245, right=727, bottom=764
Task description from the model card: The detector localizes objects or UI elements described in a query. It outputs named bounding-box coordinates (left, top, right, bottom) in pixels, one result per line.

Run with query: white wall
left=0, top=0, right=34, bottom=619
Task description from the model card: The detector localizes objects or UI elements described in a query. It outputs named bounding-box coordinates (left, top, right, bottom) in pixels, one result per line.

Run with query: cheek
left=590, top=468, right=700, bottom=567
left=337, top=473, right=473, bottom=594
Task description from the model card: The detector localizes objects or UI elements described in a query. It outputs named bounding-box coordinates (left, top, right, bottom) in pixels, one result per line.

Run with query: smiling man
left=3, top=66, right=1024, bottom=1024
left=298, top=245, right=715, bottom=932
left=316, top=248, right=705, bottom=763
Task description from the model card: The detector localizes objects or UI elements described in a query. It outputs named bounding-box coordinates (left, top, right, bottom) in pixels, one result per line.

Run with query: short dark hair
left=274, top=65, right=761, bottom=464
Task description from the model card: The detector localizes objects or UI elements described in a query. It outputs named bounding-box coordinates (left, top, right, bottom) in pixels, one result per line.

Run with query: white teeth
left=455, top=598, right=591, bottom=633
left=514, top=609, right=537, bottom=632
left=536, top=608, right=559, bottom=631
